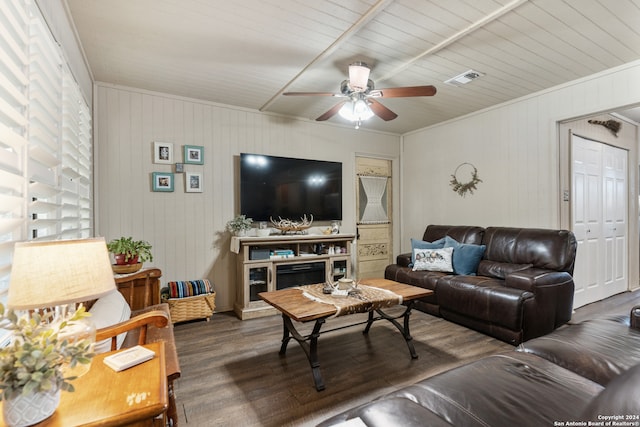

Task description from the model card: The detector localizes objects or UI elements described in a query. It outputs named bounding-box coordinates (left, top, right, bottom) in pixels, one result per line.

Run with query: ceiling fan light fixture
left=348, top=62, right=370, bottom=92
left=286, top=61, right=434, bottom=125
left=339, top=99, right=374, bottom=127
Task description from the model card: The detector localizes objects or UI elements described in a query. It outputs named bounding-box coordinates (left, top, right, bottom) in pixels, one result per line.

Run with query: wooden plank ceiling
left=66, top=0, right=640, bottom=134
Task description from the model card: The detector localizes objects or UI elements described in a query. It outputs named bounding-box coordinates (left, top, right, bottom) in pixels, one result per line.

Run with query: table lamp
left=8, top=237, right=117, bottom=374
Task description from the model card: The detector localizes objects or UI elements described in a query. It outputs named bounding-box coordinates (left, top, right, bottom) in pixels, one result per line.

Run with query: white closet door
left=572, top=134, right=628, bottom=308
left=602, top=144, right=627, bottom=296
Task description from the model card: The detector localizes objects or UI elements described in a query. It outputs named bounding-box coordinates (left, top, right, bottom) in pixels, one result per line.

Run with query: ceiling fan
left=284, top=62, right=436, bottom=128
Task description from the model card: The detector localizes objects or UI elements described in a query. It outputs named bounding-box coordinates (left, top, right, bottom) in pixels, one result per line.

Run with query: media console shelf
left=231, top=233, right=355, bottom=320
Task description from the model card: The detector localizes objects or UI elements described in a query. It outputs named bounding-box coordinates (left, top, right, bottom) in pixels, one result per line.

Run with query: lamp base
left=57, top=310, right=96, bottom=378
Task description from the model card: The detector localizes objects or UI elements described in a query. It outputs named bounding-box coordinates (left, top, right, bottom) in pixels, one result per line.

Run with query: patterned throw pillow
left=410, top=237, right=446, bottom=265
left=168, top=279, right=214, bottom=298
left=412, top=247, right=454, bottom=272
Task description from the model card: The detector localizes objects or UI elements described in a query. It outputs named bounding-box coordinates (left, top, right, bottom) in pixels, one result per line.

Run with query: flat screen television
left=240, top=153, right=342, bottom=222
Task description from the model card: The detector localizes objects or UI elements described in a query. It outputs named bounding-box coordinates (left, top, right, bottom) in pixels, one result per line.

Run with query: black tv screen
left=240, top=153, right=342, bottom=222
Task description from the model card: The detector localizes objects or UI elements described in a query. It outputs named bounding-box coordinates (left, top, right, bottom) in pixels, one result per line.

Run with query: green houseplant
left=0, top=305, right=95, bottom=425
left=106, top=237, right=153, bottom=265
left=225, top=215, right=253, bottom=236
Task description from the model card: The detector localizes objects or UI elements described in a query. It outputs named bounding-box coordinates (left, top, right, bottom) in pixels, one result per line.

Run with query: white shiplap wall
left=94, top=84, right=400, bottom=311
left=400, top=61, right=640, bottom=288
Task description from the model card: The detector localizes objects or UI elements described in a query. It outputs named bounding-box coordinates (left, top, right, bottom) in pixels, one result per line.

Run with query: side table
left=0, top=341, right=167, bottom=426
left=114, top=268, right=162, bottom=310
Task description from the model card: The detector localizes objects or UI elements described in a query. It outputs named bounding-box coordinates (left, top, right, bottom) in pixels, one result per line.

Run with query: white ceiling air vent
left=444, top=69, right=484, bottom=86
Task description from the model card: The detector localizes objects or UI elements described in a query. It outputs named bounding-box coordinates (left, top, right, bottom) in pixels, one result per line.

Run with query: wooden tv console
left=231, top=233, right=355, bottom=320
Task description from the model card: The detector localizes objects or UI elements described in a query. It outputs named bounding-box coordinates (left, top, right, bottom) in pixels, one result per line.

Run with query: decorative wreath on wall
left=449, top=163, right=482, bottom=197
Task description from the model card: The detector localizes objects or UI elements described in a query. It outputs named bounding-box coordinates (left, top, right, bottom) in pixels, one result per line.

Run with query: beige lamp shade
left=8, top=237, right=116, bottom=310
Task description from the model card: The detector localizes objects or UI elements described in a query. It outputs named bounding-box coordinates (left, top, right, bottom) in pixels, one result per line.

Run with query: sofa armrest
left=505, top=268, right=572, bottom=293
left=631, top=306, right=640, bottom=330
left=396, top=253, right=412, bottom=268
left=507, top=268, right=575, bottom=339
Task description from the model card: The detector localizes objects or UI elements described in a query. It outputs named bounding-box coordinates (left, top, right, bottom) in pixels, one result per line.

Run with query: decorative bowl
left=112, top=263, right=142, bottom=274
left=272, top=224, right=311, bottom=234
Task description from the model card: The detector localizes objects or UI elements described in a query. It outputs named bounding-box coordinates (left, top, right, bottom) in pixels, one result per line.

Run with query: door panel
left=603, top=143, right=627, bottom=295
left=355, top=157, right=392, bottom=279
left=572, top=137, right=602, bottom=306
left=571, top=134, right=627, bottom=307
left=357, top=224, right=390, bottom=279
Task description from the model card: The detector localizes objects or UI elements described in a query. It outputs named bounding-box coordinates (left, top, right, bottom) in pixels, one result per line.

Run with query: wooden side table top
left=259, top=278, right=433, bottom=322
left=0, top=342, right=167, bottom=427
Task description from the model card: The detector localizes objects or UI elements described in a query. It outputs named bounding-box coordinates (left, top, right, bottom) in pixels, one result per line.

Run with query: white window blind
left=0, top=0, right=93, bottom=302
left=28, top=4, right=62, bottom=241
left=61, top=63, right=92, bottom=239
left=0, top=0, right=30, bottom=298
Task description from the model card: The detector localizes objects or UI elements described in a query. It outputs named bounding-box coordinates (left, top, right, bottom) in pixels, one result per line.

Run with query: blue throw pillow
left=410, top=237, right=446, bottom=265
left=443, top=236, right=486, bottom=275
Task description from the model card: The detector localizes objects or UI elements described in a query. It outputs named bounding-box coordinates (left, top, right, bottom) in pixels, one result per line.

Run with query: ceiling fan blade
left=316, top=101, right=347, bottom=121
left=283, top=92, right=340, bottom=97
left=372, top=85, right=437, bottom=98
left=369, top=99, right=398, bottom=121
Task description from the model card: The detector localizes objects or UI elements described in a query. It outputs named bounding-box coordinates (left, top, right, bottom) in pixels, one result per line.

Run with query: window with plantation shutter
left=61, top=63, right=92, bottom=239
left=28, top=5, right=62, bottom=241
left=0, top=0, right=30, bottom=299
left=0, top=0, right=93, bottom=304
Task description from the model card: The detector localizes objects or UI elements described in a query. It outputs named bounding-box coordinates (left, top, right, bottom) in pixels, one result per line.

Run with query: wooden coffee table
left=259, top=278, right=433, bottom=391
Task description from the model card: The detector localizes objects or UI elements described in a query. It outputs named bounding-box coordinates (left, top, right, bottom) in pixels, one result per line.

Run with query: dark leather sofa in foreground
left=319, top=307, right=640, bottom=426
left=385, top=225, right=577, bottom=344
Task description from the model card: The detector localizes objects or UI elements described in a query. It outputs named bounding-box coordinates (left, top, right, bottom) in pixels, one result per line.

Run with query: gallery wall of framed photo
left=152, top=142, right=204, bottom=193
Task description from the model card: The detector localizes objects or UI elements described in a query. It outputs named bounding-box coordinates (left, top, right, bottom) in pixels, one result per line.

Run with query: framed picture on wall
left=152, top=172, right=174, bottom=192
left=186, top=172, right=203, bottom=193
left=154, top=142, right=174, bottom=164
left=184, top=145, right=204, bottom=165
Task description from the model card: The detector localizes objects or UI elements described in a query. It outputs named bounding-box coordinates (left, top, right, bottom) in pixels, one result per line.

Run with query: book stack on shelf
left=270, top=249, right=294, bottom=259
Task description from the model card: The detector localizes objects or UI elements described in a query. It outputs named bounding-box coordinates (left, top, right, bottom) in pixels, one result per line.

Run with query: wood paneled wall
left=94, top=84, right=400, bottom=311
left=400, top=61, right=640, bottom=288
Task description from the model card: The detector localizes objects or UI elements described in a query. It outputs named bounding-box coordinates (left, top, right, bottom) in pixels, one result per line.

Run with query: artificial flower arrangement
left=0, top=304, right=94, bottom=401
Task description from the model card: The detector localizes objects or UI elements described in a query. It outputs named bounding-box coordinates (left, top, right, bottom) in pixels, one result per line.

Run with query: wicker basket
left=164, top=292, right=216, bottom=323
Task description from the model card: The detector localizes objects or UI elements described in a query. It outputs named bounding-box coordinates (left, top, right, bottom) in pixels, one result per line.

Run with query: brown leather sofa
left=385, top=225, right=577, bottom=344
left=318, top=307, right=640, bottom=426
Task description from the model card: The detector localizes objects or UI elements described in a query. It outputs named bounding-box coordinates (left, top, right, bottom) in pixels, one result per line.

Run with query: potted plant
left=106, top=237, right=153, bottom=265
left=0, top=305, right=94, bottom=426
left=225, top=215, right=253, bottom=236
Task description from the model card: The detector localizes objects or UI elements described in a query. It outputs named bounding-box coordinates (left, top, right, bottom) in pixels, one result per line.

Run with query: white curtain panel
left=359, top=175, right=389, bottom=223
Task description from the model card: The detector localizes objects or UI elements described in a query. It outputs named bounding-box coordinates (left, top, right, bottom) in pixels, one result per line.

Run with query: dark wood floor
left=569, top=290, right=640, bottom=323
left=173, top=290, right=640, bottom=427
